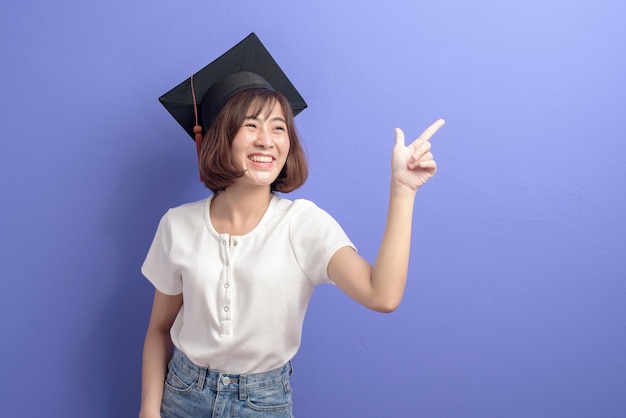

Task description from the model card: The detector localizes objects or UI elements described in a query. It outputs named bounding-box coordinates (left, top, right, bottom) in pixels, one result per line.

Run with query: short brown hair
left=198, top=88, right=308, bottom=193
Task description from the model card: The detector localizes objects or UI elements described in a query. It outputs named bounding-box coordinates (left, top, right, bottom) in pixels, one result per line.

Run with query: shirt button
left=222, top=240, right=227, bottom=245
left=224, top=307, right=229, bottom=312
left=224, top=283, right=229, bottom=288
left=225, top=261, right=230, bottom=267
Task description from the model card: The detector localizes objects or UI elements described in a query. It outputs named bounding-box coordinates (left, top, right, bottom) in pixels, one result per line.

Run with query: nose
left=255, top=127, right=273, bottom=148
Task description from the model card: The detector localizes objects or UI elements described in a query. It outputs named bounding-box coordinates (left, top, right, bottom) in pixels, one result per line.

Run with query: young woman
left=139, top=34, right=444, bottom=418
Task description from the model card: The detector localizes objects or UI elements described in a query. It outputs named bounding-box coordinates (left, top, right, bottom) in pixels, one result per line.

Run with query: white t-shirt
left=141, top=193, right=355, bottom=374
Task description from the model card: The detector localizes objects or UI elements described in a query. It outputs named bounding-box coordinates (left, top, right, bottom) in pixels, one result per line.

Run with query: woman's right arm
left=139, top=290, right=183, bottom=418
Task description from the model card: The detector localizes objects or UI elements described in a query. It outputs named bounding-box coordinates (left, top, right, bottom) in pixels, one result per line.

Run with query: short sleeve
left=289, top=201, right=356, bottom=286
left=141, top=210, right=183, bottom=295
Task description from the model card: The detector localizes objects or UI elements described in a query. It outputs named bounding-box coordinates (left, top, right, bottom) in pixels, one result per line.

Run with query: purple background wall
left=1, top=1, right=625, bottom=417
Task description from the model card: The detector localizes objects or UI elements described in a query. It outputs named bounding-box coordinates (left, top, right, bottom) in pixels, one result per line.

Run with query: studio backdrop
left=1, top=1, right=625, bottom=417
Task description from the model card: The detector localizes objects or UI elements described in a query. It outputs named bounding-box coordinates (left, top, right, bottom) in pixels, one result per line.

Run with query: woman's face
left=230, top=100, right=290, bottom=189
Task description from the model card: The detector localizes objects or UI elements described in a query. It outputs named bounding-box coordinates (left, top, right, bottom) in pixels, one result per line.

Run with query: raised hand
left=329, top=118, right=446, bottom=313
left=391, top=119, right=445, bottom=193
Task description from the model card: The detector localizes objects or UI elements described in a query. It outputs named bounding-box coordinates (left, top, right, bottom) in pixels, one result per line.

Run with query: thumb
left=394, top=127, right=405, bottom=147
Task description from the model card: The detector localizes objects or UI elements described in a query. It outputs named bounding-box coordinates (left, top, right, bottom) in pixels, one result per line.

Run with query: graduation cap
left=159, top=33, right=307, bottom=146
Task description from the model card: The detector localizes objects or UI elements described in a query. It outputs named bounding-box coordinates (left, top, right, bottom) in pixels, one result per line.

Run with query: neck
left=210, top=185, right=273, bottom=235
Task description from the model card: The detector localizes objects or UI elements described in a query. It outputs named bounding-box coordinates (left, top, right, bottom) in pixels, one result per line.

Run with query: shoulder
left=271, top=196, right=331, bottom=221
left=272, top=195, right=322, bottom=213
left=159, top=197, right=209, bottom=232
left=270, top=196, right=344, bottom=235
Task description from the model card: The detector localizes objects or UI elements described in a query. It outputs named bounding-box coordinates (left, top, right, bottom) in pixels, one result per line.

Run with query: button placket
left=225, top=236, right=240, bottom=292
left=219, top=234, right=233, bottom=335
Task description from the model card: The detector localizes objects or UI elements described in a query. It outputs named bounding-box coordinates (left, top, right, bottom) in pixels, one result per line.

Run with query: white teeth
left=249, top=155, right=273, bottom=163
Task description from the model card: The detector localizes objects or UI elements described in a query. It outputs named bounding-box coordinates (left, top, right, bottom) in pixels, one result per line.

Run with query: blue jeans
left=161, top=349, right=294, bottom=417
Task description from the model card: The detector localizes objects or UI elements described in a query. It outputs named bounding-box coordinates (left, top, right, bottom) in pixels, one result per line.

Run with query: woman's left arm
left=328, top=119, right=445, bottom=313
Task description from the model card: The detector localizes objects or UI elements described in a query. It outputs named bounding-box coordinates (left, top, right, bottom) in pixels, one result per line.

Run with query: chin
left=240, top=176, right=279, bottom=188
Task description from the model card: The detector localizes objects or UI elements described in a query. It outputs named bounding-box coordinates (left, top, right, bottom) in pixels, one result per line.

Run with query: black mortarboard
left=159, top=33, right=307, bottom=142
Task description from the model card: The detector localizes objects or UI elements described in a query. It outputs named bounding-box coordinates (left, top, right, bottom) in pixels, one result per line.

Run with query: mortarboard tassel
left=190, top=74, right=203, bottom=180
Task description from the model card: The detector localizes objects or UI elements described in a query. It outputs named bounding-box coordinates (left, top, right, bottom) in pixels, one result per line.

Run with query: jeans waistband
left=170, top=349, right=292, bottom=400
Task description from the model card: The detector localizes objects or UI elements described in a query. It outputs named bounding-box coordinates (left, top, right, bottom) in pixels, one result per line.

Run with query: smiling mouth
left=249, top=155, right=273, bottom=163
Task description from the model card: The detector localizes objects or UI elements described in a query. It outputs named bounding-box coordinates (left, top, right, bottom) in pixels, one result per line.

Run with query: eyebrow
left=244, top=115, right=287, bottom=124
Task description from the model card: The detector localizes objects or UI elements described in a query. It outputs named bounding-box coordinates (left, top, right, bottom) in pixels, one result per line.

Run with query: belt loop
left=288, top=360, right=293, bottom=376
left=238, top=374, right=247, bottom=401
left=196, top=367, right=207, bottom=390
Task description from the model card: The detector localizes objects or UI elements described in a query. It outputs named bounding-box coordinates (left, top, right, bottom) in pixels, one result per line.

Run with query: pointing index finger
left=414, top=118, right=446, bottom=145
